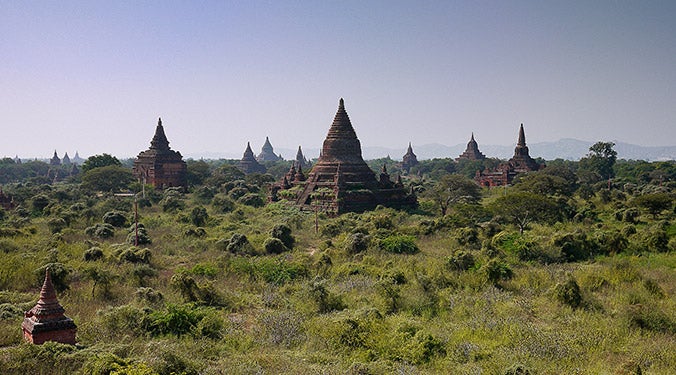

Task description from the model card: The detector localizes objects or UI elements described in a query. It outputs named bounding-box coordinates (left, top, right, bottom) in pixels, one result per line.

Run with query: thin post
left=134, top=197, right=139, bottom=246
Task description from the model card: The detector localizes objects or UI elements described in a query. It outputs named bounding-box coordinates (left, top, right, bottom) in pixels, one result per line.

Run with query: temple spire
left=150, top=117, right=170, bottom=150
left=517, top=123, right=526, bottom=147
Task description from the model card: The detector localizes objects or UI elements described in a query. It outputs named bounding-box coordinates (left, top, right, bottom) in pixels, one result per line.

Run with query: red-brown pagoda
left=402, top=142, right=419, bottom=172
left=22, top=269, right=77, bottom=345
left=475, top=124, right=544, bottom=187
left=270, top=99, right=417, bottom=214
left=239, top=142, right=267, bottom=174
left=132, top=118, right=187, bottom=189
left=457, top=133, right=486, bottom=161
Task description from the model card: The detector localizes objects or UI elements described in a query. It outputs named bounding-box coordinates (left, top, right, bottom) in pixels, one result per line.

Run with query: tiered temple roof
left=239, top=142, right=267, bottom=174
left=402, top=142, right=419, bottom=172
left=62, top=152, right=71, bottom=165
left=270, top=99, right=417, bottom=214
left=22, top=269, right=77, bottom=345
left=50, top=151, right=61, bottom=166
left=132, top=118, right=187, bottom=189
left=295, top=146, right=309, bottom=169
left=257, top=137, right=283, bottom=162
left=475, top=124, right=543, bottom=187
left=457, top=133, right=486, bottom=161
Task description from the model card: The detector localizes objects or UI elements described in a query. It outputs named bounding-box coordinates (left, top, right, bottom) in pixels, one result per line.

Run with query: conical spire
left=150, top=117, right=170, bottom=150
left=320, top=98, right=363, bottom=162
left=407, top=142, right=413, bottom=153
left=326, top=98, right=358, bottom=141
left=517, top=123, right=526, bottom=147
left=31, top=269, right=65, bottom=320
left=243, top=142, right=255, bottom=158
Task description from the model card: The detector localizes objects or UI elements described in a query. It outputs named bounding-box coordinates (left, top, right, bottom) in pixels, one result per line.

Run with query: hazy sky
left=2, top=1, right=675, bottom=159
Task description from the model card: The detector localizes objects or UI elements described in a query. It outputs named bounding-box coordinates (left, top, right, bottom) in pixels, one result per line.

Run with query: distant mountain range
left=186, top=139, right=675, bottom=162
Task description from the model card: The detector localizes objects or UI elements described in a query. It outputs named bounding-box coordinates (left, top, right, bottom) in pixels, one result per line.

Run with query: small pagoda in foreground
left=22, top=269, right=77, bottom=345
left=270, top=99, right=417, bottom=214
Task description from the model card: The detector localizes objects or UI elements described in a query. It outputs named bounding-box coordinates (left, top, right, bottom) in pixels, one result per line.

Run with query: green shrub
left=626, top=304, right=676, bottom=334
left=308, top=278, right=346, bottom=313
left=229, top=257, right=307, bottom=285
left=238, top=193, right=264, bottom=207
left=102, top=210, right=128, bottom=227
left=447, top=250, right=475, bottom=271
left=271, top=223, right=295, bottom=249
left=114, top=247, right=151, bottom=264
left=482, top=259, right=513, bottom=285
left=189, top=206, right=208, bottom=226
left=146, top=304, right=204, bottom=337
left=85, top=223, right=115, bottom=239
left=344, top=232, right=370, bottom=254
left=0, top=239, right=19, bottom=253
left=211, top=194, right=235, bottom=213
left=225, top=233, right=255, bottom=255
left=134, top=287, right=164, bottom=305
left=47, top=217, right=67, bottom=234
left=264, top=237, right=289, bottom=254
left=379, top=235, right=419, bottom=254
left=555, top=277, right=583, bottom=308
left=83, top=247, right=104, bottom=261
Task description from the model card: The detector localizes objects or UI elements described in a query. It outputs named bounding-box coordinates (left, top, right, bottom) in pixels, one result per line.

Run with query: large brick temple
left=22, top=269, right=77, bottom=345
left=132, top=118, right=187, bottom=189
left=270, top=99, right=417, bottom=214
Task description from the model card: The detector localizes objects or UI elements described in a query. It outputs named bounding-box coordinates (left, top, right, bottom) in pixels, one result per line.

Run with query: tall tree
left=489, top=191, right=559, bottom=234
left=578, top=141, right=617, bottom=183
left=82, top=153, right=122, bottom=172
left=428, top=174, right=481, bottom=216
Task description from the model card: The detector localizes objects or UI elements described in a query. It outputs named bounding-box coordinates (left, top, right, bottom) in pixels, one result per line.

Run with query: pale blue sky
left=2, top=1, right=675, bottom=159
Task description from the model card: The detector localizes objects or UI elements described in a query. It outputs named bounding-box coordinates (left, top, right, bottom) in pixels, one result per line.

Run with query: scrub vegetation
left=0, top=148, right=674, bottom=374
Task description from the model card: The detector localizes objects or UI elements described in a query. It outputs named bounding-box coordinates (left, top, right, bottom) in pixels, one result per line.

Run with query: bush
left=344, top=232, right=370, bottom=254
left=102, top=210, right=127, bottom=227
left=146, top=304, right=205, bottom=337
left=447, top=250, right=475, bottom=271
left=211, top=194, right=235, bottom=213
left=85, top=223, right=115, bottom=239
left=83, top=247, right=104, bottom=261
left=47, top=217, right=67, bottom=234
left=483, top=259, right=513, bottom=285
left=555, top=277, right=583, bottom=309
left=238, top=192, right=264, bottom=207
left=229, top=257, right=308, bottom=285
left=308, top=278, right=346, bottom=313
left=271, top=223, right=295, bottom=249
left=114, top=247, right=151, bottom=264
left=264, top=237, right=289, bottom=254
left=189, top=206, right=208, bottom=226
left=134, top=287, right=164, bottom=304
left=225, top=233, right=255, bottom=255
left=379, top=235, right=419, bottom=254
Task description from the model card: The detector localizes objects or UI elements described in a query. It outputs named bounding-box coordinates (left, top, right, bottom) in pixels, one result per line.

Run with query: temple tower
left=50, top=151, right=61, bottom=166
left=402, top=142, right=419, bottom=172
left=295, top=146, right=309, bottom=169
left=508, top=124, right=541, bottom=172
left=257, top=137, right=282, bottom=162
left=22, top=269, right=77, bottom=345
left=132, top=118, right=188, bottom=189
left=271, top=99, right=417, bottom=213
left=457, top=133, right=486, bottom=161
left=239, top=142, right=267, bottom=174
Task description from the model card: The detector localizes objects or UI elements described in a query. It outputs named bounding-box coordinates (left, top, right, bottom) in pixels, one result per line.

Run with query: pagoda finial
left=339, top=98, right=344, bottom=108
left=517, top=123, right=526, bottom=146
left=158, top=117, right=162, bottom=126
left=471, top=132, right=475, bottom=141
left=150, top=117, right=170, bottom=150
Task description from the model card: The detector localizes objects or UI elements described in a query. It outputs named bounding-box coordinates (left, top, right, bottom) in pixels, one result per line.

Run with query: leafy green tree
left=578, top=141, right=617, bottom=183
left=427, top=174, right=481, bottom=216
left=489, top=191, right=559, bottom=234
left=82, top=165, right=133, bottom=192
left=513, top=172, right=575, bottom=197
left=190, top=206, right=208, bottom=226
left=634, top=193, right=673, bottom=218
left=82, top=153, right=121, bottom=172
left=186, top=159, right=212, bottom=186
